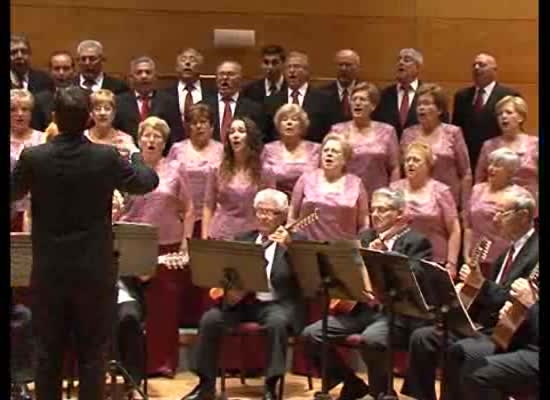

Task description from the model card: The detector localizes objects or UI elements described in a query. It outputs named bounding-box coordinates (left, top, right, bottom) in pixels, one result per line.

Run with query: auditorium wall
left=11, top=0, right=539, bottom=132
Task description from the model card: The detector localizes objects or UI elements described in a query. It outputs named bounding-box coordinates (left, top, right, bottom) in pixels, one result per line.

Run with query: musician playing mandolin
left=181, top=189, right=306, bottom=400
left=302, top=188, right=433, bottom=400
left=401, top=185, right=538, bottom=400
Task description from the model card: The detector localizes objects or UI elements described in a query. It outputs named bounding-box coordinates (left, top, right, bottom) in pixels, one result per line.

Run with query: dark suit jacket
left=74, top=73, right=130, bottom=94
left=11, top=133, right=159, bottom=286
left=31, top=90, right=55, bottom=131
left=11, top=68, right=54, bottom=94
left=320, top=81, right=352, bottom=125
left=113, top=90, right=185, bottom=150
left=372, top=82, right=450, bottom=139
left=241, top=78, right=288, bottom=104
left=471, top=232, right=538, bottom=338
left=264, top=86, right=334, bottom=143
left=235, top=230, right=307, bottom=334
left=200, top=93, right=266, bottom=142
left=452, top=83, right=520, bottom=171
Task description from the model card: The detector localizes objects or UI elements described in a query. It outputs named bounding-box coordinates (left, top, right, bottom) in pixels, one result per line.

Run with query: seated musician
left=181, top=188, right=306, bottom=400
left=302, top=187, right=433, bottom=400
left=401, top=185, right=538, bottom=400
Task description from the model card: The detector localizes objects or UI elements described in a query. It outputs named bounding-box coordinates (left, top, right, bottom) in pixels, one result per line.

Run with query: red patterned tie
left=291, top=90, right=300, bottom=105
left=139, top=95, right=151, bottom=121
left=184, top=84, right=194, bottom=120
left=399, top=85, right=410, bottom=127
left=341, top=87, right=351, bottom=119
left=220, top=98, right=233, bottom=144
left=473, top=87, right=485, bottom=113
left=497, top=244, right=515, bottom=284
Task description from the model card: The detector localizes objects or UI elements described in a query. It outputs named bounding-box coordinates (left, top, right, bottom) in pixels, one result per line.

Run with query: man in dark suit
left=264, top=51, right=334, bottom=143
left=452, top=53, right=520, bottom=171
left=114, top=56, right=184, bottom=150
left=31, top=50, right=76, bottom=131
left=241, top=44, right=288, bottom=103
left=181, top=189, right=305, bottom=400
left=302, top=187, right=433, bottom=400
left=401, top=185, right=538, bottom=400
left=11, top=86, right=159, bottom=400
left=320, top=49, right=361, bottom=124
left=10, top=33, right=54, bottom=94
left=75, top=40, right=129, bottom=94
left=163, top=48, right=217, bottom=133
left=200, top=60, right=265, bottom=143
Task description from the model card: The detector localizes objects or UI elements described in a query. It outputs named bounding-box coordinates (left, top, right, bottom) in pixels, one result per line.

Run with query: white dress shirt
left=337, top=80, right=356, bottom=101
left=264, top=75, right=284, bottom=96
left=495, top=227, right=534, bottom=284
left=287, top=83, right=308, bottom=107
left=256, top=234, right=278, bottom=302
left=473, top=80, right=497, bottom=107
left=178, top=80, right=204, bottom=117
left=396, top=79, right=419, bottom=109
left=79, top=73, right=104, bottom=92
left=217, top=92, right=239, bottom=132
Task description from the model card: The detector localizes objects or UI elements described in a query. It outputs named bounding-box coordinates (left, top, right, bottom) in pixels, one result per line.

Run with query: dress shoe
left=181, top=383, right=216, bottom=400
left=337, top=378, right=369, bottom=400
left=262, top=388, right=278, bottom=400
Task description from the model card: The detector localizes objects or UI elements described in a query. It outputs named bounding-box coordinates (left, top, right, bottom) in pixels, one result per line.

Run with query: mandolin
left=208, top=208, right=320, bottom=303
left=456, top=237, right=492, bottom=310
left=491, top=262, right=539, bottom=350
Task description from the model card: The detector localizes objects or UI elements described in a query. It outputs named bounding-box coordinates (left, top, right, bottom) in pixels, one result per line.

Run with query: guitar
left=456, top=237, right=492, bottom=310
left=209, top=208, right=320, bottom=303
left=329, top=223, right=411, bottom=314
left=157, top=251, right=189, bottom=269
left=491, top=262, right=539, bottom=350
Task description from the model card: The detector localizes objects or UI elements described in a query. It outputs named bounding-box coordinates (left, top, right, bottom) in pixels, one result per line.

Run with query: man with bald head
left=74, top=39, right=129, bottom=94
left=264, top=51, right=334, bottom=143
left=200, top=60, right=265, bottom=143
left=321, top=49, right=361, bottom=123
left=452, top=53, right=520, bottom=171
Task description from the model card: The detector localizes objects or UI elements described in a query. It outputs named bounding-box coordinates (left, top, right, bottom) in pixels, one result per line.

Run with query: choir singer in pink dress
left=330, top=82, right=400, bottom=198
left=400, top=83, right=472, bottom=210
left=391, top=142, right=461, bottom=277
left=262, top=104, right=320, bottom=197
left=202, top=116, right=275, bottom=240
left=119, top=116, right=194, bottom=377
left=289, top=133, right=370, bottom=240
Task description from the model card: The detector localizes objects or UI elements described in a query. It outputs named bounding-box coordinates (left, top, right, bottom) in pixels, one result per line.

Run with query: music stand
left=110, top=222, right=158, bottom=400
left=287, top=240, right=372, bottom=400
left=360, top=249, right=433, bottom=400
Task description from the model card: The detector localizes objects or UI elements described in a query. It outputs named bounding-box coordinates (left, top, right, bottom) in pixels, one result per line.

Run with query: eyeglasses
left=255, top=208, right=282, bottom=217
left=495, top=208, right=517, bottom=218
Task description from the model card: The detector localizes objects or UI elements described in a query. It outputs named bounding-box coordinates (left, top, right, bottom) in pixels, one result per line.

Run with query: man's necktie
left=184, top=84, right=194, bottom=120
left=473, top=87, right=485, bottom=113
left=139, top=95, right=151, bottom=121
left=220, top=98, right=233, bottom=144
left=83, top=79, right=95, bottom=91
left=269, top=83, right=278, bottom=96
left=341, top=87, right=351, bottom=119
left=399, top=85, right=410, bottom=127
left=497, top=243, right=516, bottom=284
left=291, top=90, right=300, bottom=105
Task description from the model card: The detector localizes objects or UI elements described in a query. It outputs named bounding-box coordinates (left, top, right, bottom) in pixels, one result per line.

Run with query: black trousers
left=116, top=300, right=145, bottom=386
left=193, top=301, right=293, bottom=390
left=31, top=278, right=116, bottom=400
left=11, top=303, right=36, bottom=384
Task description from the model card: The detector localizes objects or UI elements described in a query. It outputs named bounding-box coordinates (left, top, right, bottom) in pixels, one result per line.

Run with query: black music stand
left=287, top=240, right=372, bottom=400
left=360, top=249, right=433, bottom=400
left=109, top=222, right=158, bottom=400
left=187, top=238, right=271, bottom=398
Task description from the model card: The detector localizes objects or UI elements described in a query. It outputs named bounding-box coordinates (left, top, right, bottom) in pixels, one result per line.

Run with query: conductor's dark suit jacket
left=11, top=133, right=159, bottom=286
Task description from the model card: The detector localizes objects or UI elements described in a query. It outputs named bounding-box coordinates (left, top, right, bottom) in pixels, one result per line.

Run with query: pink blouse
left=390, top=178, right=458, bottom=264
left=331, top=121, right=400, bottom=197
left=290, top=169, right=369, bottom=241
left=166, top=139, right=224, bottom=221
left=261, top=140, right=320, bottom=197
left=401, top=123, right=471, bottom=208
left=464, top=183, right=514, bottom=265
left=10, top=130, right=46, bottom=212
left=475, top=135, right=539, bottom=200
left=204, top=167, right=276, bottom=240
left=120, top=159, right=192, bottom=245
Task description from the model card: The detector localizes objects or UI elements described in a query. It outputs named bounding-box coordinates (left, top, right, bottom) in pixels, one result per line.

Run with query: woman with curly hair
left=202, top=116, right=275, bottom=240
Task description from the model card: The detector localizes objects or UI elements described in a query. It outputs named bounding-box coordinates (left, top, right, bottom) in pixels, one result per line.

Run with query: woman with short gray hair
left=463, top=148, right=522, bottom=274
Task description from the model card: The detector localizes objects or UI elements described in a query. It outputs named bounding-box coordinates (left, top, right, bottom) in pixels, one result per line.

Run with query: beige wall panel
left=416, top=0, right=538, bottom=20
left=416, top=18, right=538, bottom=83
left=13, top=0, right=415, bottom=17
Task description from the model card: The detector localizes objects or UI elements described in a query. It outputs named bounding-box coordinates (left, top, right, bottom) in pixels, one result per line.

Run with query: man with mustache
left=302, top=187, right=433, bottom=400
left=10, top=33, right=54, bottom=94
left=200, top=60, right=265, bottom=143
left=242, top=44, right=288, bottom=103
left=452, top=53, right=520, bottom=171
left=264, top=51, right=334, bottom=143
left=114, top=56, right=184, bottom=150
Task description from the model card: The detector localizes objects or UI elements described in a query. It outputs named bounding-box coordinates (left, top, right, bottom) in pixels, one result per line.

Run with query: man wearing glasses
left=402, top=185, right=538, bottom=400
left=181, top=189, right=305, bottom=400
